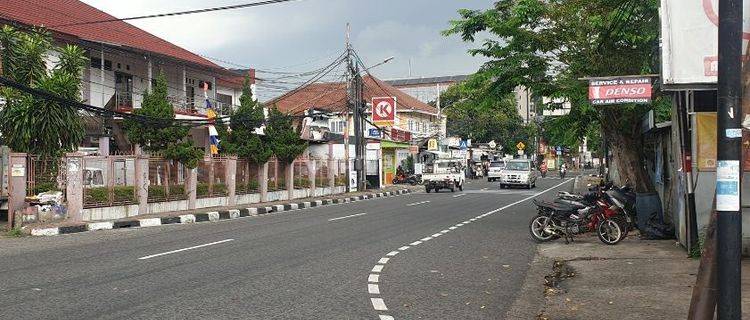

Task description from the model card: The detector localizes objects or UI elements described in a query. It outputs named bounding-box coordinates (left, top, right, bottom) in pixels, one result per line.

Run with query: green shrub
left=248, top=179, right=259, bottom=191
left=6, top=228, right=23, bottom=237
left=32, top=182, right=59, bottom=195
left=169, top=185, right=186, bottom=198
left=148, top=185, right=166, bottom=200
left=84, top=187, right=109, bottom=205
left=294, top=178, right=311, bottom=189
left=197, top=182, right=210, bottom=197
left=213, top=183, right=227, bottom=195
left=113, top=186, right=136, bottom=203
left=335, top=175, right=347, bottom=187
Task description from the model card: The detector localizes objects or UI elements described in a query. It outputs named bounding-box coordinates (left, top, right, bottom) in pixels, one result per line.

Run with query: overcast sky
left=80, top=0, right=491, bottom=84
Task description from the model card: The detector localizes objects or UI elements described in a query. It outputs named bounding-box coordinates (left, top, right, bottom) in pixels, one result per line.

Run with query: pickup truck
left=422, top=159, right=465, bottom=193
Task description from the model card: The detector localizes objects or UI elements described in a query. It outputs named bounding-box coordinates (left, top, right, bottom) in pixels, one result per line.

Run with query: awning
left=381, top=140, right=410, bottom=149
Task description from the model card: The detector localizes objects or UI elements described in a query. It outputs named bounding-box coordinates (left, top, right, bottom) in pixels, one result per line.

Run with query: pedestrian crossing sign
left=516, top=142, right=526, bottom=150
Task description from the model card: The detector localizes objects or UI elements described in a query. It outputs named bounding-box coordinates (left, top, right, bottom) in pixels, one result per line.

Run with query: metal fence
left=267, top=158, right=286, bottom=191
left=293, top=159, right=311, bottom=189
left=333, top=159, right=348, bottom=187
left=26, top=156, right=66, bottom=197
left=148, top=157, right=188, bottom=203
left=196, top=157, right=228, bottom=199
left=236, top=158, right=260, bottom=195
left=314, top=159, right=330, bottom=188
left=82, top=156, right=137, bottom=208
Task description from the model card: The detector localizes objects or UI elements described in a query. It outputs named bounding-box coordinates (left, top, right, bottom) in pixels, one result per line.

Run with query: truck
left=422, top=159, right=465, bottom=193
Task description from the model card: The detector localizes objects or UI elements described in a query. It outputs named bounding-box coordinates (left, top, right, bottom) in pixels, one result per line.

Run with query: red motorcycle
left=529, top=190, right=626, bottom=245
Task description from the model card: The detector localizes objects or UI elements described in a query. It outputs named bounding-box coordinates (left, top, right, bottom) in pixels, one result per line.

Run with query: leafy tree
left=439, top=77, right=533, bottom=154
left=445, top=0, right=663, bottom=192
left=0, top=26, right=87, bottom=160
left=123, top=73, right=203, bottom=168
left=265, top=106, right=307, bottom=164
left=221, top=76, right=273, bottom=164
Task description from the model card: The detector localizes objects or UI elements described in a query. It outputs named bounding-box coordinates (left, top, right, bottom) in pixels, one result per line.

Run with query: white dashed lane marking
left=364, top=178, right=574, bottom=319
left=452, top=194, right=467, bottom=198
left=328, top=212, right=367, bottom=222
left=406, top=201, right=430, bottom=207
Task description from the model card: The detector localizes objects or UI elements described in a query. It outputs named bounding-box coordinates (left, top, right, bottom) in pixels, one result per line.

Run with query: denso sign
left=588, top=77, right=652, bottom=106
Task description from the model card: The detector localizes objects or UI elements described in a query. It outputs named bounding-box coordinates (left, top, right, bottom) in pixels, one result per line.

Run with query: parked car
left=499, top=160, right=537, bottom=189
left=487, top=160, right=506, bottom=182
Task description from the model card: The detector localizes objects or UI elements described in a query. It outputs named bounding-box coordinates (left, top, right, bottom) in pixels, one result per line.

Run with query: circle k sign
left=372, top=97, right=396, bottom=125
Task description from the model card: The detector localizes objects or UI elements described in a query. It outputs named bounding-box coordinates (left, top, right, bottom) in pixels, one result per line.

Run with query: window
left=90, top=57, right=112, bottom=71
left=330, top=120, right=346, bottom=133
left=408, top=119, right=415, bottom=132
left=216, top=93, right=233, bottom=115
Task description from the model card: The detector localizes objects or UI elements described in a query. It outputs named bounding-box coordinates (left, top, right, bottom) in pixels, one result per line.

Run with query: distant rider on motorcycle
left=559, top=162, right=568, bottom=179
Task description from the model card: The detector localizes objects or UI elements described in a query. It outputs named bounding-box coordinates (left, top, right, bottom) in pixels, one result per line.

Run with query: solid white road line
left=138, top=239, right=234, bottom=260
left=328, top=212, right=367, bottom=222
left=368, top=284, right=381, bottom=294
left=371, top=298, right=388, bottom=311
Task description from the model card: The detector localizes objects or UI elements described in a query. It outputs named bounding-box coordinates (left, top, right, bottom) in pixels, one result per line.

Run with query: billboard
left=588, top=77, right=652, bottom=105
left=661, top=0, right=750, bottom=85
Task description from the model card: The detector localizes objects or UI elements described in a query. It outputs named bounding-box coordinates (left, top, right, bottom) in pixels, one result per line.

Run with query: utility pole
left=344, top=23, right=367, bottom=191
left=344, top=23, right=352, bottom=192
left=715, top=0, right=743, bottom=318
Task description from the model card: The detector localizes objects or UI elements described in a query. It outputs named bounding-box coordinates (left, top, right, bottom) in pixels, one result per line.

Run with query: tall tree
left=265, top=106, right=307, bottom=164
left=0, top=26, right=87, bottom=159
left=221, top=76, right=273, bottom=164
left=445, top=0, right=664, bottom=192
left=123, top=73, right=203, bottom=168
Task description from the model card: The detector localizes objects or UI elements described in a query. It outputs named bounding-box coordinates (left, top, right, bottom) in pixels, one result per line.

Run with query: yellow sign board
left=428, top=138, right=438, bottom=151
left=516, top=141, right=526, bottom=150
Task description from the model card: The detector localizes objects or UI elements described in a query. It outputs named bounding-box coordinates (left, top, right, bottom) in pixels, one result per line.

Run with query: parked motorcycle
left=529, top=190, right=627, bottom=245
left=392, top=173, right=418, bottom=185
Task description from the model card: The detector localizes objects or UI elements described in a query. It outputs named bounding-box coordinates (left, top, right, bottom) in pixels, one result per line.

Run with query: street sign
left=368, top=128, right=381, bottom=138
left=516, top=141, right=526, bottom=150
left=372, top=97, right=396, bottom=126
left=588, top=76, right=652, bottom=105
left=427, top=138, right=438, bottom=151
left=459, top=140, right=468, bottom=150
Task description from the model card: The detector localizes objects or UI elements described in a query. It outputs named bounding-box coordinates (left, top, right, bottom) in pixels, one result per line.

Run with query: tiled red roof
left=269, top=75, right=438, bottom=115
left=0, top=0, right=220, bottom=69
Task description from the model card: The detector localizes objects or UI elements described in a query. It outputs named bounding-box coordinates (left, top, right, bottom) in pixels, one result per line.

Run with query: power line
left=49, top=0, right=302, bottom=28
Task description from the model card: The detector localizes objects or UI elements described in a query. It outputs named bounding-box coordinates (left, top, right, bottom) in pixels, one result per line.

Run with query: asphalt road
left=0, top=176, right=574, bottom=319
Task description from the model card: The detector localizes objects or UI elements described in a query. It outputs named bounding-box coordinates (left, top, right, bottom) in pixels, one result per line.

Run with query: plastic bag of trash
left=37, top=191, right=63, bottom=205
left=641, top=212, right=676, bottom=240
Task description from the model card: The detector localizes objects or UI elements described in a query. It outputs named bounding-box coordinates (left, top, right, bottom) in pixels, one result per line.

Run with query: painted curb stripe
left=194, top=213, right=210, bottom=222
left=59, top=225, right=87, bottom=234
left=113, top=220, right=140, bottom=229
left=161, top=216, right=182, bottom=225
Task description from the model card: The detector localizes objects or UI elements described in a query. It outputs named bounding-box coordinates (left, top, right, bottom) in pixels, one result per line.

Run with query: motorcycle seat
left=534, top=199, right=580, bottom=212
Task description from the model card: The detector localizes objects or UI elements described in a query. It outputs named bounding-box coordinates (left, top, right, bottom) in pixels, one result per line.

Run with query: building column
left=226, top=156, right=237, bottom=206
left=147, top=57, right=153, bottom=91
left=65, top=153, right=84, bottom=222
left=286, top=162, right=294, bottom=200
left=328, top=143, right=335, bottom=189
left=259, top=162, right=268, bottom=202
left=135, top=153, right=149, bottom=215
left=7, top=153, right=27, bottom=229
left=187, top=168, right=197, bottom=210
left=98, top=137, right=110, bottom=156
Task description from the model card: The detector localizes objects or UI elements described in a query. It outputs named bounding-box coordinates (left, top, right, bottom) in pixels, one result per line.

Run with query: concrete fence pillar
left=259, top=161, right=268, bottom=202
left=328, top=144, right=336, bottom=189
left=65, top=153, right=84, bottom=222
left=226, top=156, right=237, bottom=206
left=187, top=167, right=197, bottom=210
left=98, top=137, right=110, bottom=156
left=286, top=162, right=294, bottom=200
left=135, top=154, right=149, bottom=215
left=7, top=153, right=27, bottom=229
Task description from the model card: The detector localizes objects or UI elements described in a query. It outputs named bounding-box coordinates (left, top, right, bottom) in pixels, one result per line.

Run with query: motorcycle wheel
left=529, top=215, right=559, bottom=242
left=426, top=187, right=431, bottom=193
left=392, top=178, right=398, bottom=184
left=597, top=218, right=625, bottom=245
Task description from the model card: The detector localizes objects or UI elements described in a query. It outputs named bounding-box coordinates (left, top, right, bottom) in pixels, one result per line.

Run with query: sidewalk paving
left=508, top=235, right=750, bottom=319
left=15, top=185, right=421, bottom=237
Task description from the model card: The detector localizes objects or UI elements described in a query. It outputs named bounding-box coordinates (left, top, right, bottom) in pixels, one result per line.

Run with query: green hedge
left=148, top=185, right=187, bottom=202
left=113, top=186, right=136, bottom=203
left=32, top=182, right=59, bottom=195
left=85, top=187, right=109, bottom=205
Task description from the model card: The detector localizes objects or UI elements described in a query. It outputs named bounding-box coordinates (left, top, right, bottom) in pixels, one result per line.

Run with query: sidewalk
left=508, top=235, right=750, bottom=319
left=15, top=185, right=421, bottom=237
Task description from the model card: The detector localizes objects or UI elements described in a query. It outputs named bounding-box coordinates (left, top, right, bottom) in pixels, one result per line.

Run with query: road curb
left=27, top=189, right=412, bottom=237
